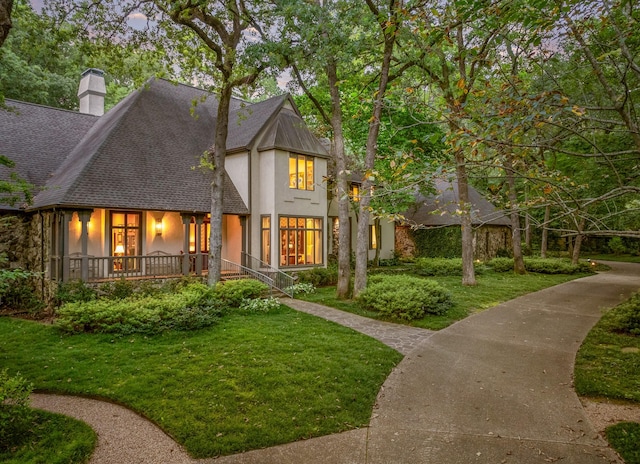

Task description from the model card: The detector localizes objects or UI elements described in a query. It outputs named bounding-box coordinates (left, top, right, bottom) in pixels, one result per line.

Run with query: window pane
left=289, top=156, right=297, bottom=188
left=315, top=230, right=322, bottom=263
left=280, top=217, right=287, bottom=228
left=306, top=218, right=314, bottom=229
left=126, top=213, right=139, bottom=227
left=262, top=216, right=270, bottom=228
left=112, top=213, right=125, bottom=227
left=297, top=217, right=305, bottom=228
left=296, top=156, right=305, bottom=190
left=306, top=159, right=314, bottom=190
left=289, top=217, right=296, bottom=228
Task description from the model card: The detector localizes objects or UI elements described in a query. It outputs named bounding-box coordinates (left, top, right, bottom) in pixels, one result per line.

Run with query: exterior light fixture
left=155, top=218, right=163, bottom=236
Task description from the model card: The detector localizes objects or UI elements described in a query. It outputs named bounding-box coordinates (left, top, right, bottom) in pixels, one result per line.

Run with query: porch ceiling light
left=155, top=218, right=163, bottom=236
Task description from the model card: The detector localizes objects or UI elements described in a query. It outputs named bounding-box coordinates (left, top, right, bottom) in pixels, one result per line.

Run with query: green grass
left=605, top=422, right=640, bottom=464
left=574, top=306, right=640, bottom=402
left=0, top=409, right=96, bottom=464
left=300, top=271, right=584, bottom=330
left=0, top=305, right=402, bottom=458
left=575, top=298, right=640, bottom=461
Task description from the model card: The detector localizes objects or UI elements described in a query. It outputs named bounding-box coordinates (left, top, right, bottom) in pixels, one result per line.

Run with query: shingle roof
left=0, top=100, right=98, bottom=210
left=29, top=79, right=247, bottom=214
left=402, top=178, right=511, bottom=227
left=4, top=79, right=327, bottom=215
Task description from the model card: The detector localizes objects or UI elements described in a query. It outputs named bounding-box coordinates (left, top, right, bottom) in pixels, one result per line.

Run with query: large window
left=111, top=211, right=141, bottom=271
left=289, top=154, right=314, bottom=190
left=261, top=215, right=271, bottom=265
left=279, top=216, right=323, bottom=266
left=369, top=223, right=380, bottom=250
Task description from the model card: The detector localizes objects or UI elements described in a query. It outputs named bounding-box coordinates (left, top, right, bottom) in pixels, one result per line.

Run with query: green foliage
left=55, top=280, right=97, bottom=305
left=239, top=296, right=281, bottom=313
left=609, top=293, right=640, bottom=336
left=0, top=409, right=97, bottom=464
left=56, top=283, right=224, bottom=335
left=605, top=422, right=640, bottom=464
left=214, top=279, right=268, bottom=307
left=98, top=278, right=135, bottom=300
left=487, top=257, right=594, bottom=275
left=608, top=237, right=627, bottom=255
left=0, top=254, right=43, bottom=313
left=284, top=282, right=316, bottom=295
left=296, top=266, right=338, bottom=287
left=0, top=369, right=33, bottom=452
left=357, top=275, right=453, bottom=321
left=414, top=257, right=464, bottom=276
left=411, top=227, right=462, bottom=259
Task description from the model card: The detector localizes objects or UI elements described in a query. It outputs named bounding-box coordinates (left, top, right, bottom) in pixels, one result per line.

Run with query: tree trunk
left=455, top=150, right=477, bottom=286
left=208, top=83, right=233, bottom=286
left=0, top=0, right=12, bottom=49
left=373, top=217, right=381, bottom=266
left=540, top=204, right=550, bottom=258
left=326, top=60, right=351, bottom=299
left=524, top=188, right=531, bottom=250
left=571, top=217, right=586, bottom=265
left=504, top=155, right=525, bottom=274
left=353, top=7, right=396, bottom=298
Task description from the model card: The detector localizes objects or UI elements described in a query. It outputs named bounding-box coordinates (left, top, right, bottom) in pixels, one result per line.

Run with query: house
left=326, top=178, right=396, bottom=262
left=396, top=178, right=512, bottom=261
left=0, top=69, right=330, bottom=299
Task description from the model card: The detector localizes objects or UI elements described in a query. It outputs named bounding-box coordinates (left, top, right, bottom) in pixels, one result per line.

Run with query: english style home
left=0, top=69, right=347, bottom=297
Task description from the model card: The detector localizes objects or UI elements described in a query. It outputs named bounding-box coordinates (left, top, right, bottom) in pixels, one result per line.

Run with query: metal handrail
left=241, top=252, right=295, bottom=297
left=221, top=258, right=294, bottom=297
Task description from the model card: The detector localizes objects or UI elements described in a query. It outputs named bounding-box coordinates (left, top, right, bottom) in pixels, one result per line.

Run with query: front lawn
left=300, top=271, right=584, bottom=330
left=0, top=410, right=96, bottom=464
left=0, top=305, right=402, bottom=458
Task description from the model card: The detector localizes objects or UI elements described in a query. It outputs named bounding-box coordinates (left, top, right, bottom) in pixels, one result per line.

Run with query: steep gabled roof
left=29, top=79, right=247, bottom=214
left=403, top=178, right=511, bottom=227
left=0, top=100, right=98, bottom=210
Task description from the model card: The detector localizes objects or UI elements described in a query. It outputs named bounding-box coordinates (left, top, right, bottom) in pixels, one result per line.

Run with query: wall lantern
left=155, top=218, right=163, bottom=236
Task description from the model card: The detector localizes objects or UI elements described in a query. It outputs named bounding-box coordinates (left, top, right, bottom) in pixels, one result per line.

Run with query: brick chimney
left=77, top=68, right=106, bottom=116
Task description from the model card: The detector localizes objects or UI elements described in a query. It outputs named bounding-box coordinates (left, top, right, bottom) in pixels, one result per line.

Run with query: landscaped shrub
left=609, top=293, right=640, bottom=336
left=414, top=257, right=464, bottom=276
left=357, top=275, right=453, bottom=321
left=0, top=254, right=44, bottom=313
left=56, top=283, right=224, bottom=335
left=98, top=278, right=136, bottom=300
left=215, top=279, right=269, bottom=307
left=284, top=282, right=316, bottom=295
left=0, top=369, right=33, bottom=452
left=296, top=266, right=338, bottom=287
left=487, top=257, right=514, bottom=273
left=55, top=280, right=97, bottom=305
left=608, top=237, right=627, bottom=255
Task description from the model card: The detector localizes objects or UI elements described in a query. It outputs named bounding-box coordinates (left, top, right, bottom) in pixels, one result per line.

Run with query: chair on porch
left=146, top=250, right=181, bottom=276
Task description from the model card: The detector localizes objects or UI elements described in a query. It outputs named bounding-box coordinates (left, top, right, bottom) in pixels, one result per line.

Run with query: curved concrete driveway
left=32, top=262, right=640, bottom=463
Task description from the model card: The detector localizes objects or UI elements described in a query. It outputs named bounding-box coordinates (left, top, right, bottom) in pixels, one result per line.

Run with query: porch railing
left=53, top=252, right=294, bottom=297
left=222, top=257, right=293, bottom=297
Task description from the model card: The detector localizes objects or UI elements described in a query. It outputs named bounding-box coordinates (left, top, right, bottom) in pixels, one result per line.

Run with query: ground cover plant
left=605, top=422, right=640, bottom=464
left=575, top=293, right=640, bottom=461
left=0, top=410, right=96, bottom=464
left=299, top=267, right=587, bottom=330
left=0, top=305, right=402, bottom=458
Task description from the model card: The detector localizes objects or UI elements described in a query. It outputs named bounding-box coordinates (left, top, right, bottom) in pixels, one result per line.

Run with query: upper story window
left=350, top=183, right=360, bottom=202
left=289, top=154, right=314, bottom=191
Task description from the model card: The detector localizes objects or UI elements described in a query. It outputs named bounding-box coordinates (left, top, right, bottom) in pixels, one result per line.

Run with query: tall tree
left=0, top=0, right=11, bottom=48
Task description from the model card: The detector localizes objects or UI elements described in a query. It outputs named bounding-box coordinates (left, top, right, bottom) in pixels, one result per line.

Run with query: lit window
left=261, top=215, right=271, bottom=265
left=279, top=216, right=323, bottom=266
left=350, top=184, right=360, bottom=202
left=111, top=211, right=141, bottom=271
left=369, top=224, right=380, bottom=250
left=289, top=154, right=314, bottom=190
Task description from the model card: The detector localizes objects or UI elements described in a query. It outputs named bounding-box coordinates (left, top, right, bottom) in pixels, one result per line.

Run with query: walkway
left=32, top=261, right=640, bottom=463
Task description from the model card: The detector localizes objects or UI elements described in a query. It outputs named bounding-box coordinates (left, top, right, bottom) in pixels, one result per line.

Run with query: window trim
left=261, top=215, right=271, bottom=265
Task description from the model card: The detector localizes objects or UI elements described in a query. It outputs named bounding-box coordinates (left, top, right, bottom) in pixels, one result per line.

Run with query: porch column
left=194, top=214, right=205, bottom=275
left=61, top=211, right=74, bottom=282
left=240, top=216, right=247, bottom=267
left=181, top=214, right=191, bottom=275
left=78, top=210, right=93, bottom=281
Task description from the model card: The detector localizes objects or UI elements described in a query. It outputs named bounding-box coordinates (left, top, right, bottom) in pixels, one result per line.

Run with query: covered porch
left=48, top=208, right=246, bottom=283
